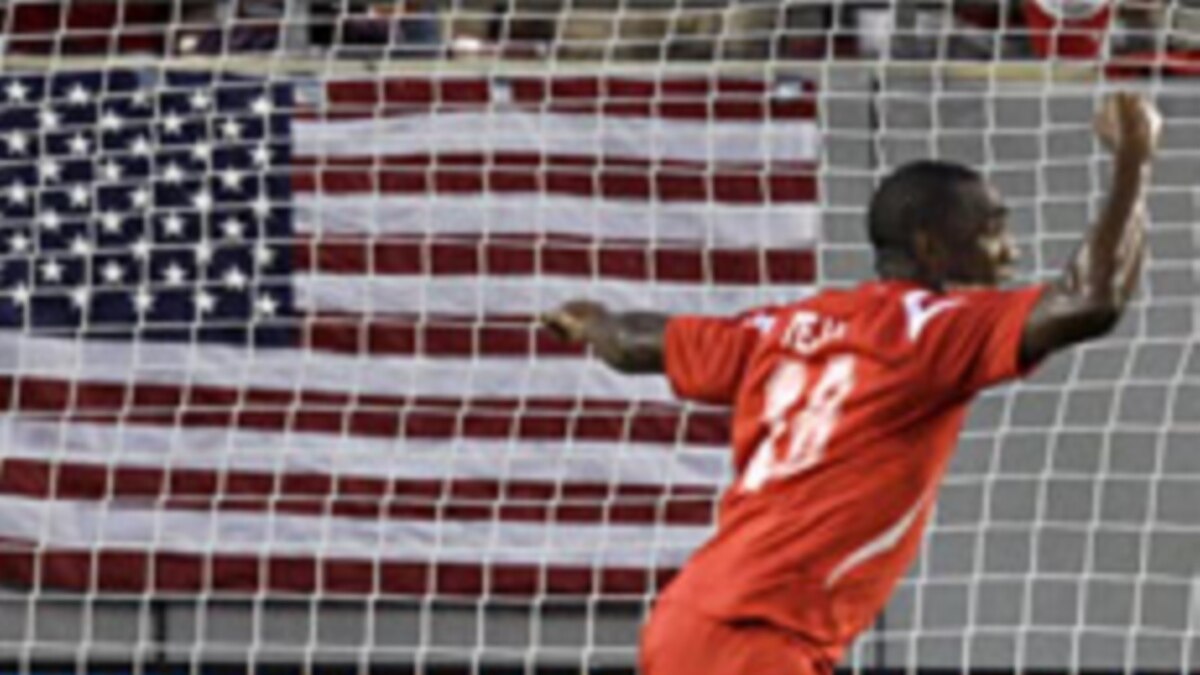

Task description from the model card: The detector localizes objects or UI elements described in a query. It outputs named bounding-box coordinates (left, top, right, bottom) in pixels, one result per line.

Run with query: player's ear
left=913, top=229, right=948, bottom=282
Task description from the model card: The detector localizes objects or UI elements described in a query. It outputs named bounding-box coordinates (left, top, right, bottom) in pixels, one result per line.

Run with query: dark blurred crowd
left=0, top=0, right=443, bottom=57
left=0, top=0, right=1197, bottom=67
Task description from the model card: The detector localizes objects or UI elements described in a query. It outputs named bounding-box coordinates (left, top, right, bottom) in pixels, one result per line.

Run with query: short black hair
left=867, top=160, right=983, bottom=259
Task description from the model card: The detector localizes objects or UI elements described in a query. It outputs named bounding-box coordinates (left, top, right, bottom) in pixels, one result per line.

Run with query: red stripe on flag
left=290, top=154, right=818, bottom=204
left=303, top=313, right=585, bottom=358
left=316, top=77, right=816, bottom=121
left=0, top=459, right=717, bottom=526
left=293, top=234, right=816, bottom=285
left=0, top=378, right=731, bottom=445
left=0, top=540, right=678, bottom=596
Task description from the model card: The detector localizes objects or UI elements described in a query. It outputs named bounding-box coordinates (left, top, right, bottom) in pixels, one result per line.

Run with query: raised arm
left=541, top=300, right=669, bottom=374
left=1019, top=92, right=1162, bottom=366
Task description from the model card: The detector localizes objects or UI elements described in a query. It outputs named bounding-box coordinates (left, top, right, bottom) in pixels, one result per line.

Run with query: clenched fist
left=1094, top=92, right=1162, bottom=163
left=540, top=300, right=609, bottom=343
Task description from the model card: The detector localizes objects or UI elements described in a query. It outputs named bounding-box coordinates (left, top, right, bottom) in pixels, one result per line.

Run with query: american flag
left=0, top=68, right=820, bottom=596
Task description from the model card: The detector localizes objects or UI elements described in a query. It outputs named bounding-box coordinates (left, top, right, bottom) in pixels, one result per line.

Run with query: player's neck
left=875, top=258, right=943, bottom=291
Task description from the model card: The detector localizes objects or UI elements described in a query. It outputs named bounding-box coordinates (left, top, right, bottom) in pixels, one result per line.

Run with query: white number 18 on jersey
left=741, top=355, right=856, bottom=493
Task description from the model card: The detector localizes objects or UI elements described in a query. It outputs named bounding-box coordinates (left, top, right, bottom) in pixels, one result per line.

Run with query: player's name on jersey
left=779, top=311, right=848, bottom=356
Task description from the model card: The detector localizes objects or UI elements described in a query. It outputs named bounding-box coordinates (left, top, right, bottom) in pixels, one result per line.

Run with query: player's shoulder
left=794, top=282, right=1028, bottom=354
left=873, top=282, right=1044, bottom=347
left=746, top=282, right=1037, bottom=360
left=800, top=280, right=926, bottom=323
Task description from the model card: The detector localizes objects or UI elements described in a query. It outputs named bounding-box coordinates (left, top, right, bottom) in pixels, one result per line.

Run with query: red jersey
left=659, top=280, right=1046, bottom=667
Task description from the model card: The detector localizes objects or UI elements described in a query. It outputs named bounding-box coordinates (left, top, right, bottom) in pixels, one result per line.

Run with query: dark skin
left=542, top=92, right=1159, bottom=373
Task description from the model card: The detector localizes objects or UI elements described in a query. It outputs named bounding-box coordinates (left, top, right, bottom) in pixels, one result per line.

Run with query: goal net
left=0, top=1, right=1196, bottom=673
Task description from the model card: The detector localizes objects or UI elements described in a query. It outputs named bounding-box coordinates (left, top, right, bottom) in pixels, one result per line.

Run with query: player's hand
left=540, top=300, right=608, bottom=343
left=1093, top=92, right=1161, bottom=162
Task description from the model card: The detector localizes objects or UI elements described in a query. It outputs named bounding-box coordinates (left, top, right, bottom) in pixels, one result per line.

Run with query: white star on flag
left=37, top=210, right=62, bottom=232
left=38, top=158, right=62, bottom=182
left=39, top=258, right=65, bottom=283
left=5, top=130, right=30, bottom=155
left=220, top=168, right=244, bottom=192
left=100, top=210, right=123, bottom=234
left=9, top=283, right=31, bottom=307
left=222, top=266, right=249, bottom=290
left=70, top=286, right=91, bottom=309
left=69, top=236, right=93, bottom=256
left=131, top=237, right=153, bottom=260
left=99, top=110, right=124, bottom=131
left=8, top=233, right=31, bottom=253
left=130, top=187, right=152, bottom=209
left=221, top=217, right=246, bottom=240
left=251, top=195, right=272, bottom=218
left=195, top=289, right=217, bottom=314
left=69, top=184, right=90, bottom=208
left=190, top=90, right=212, bottom=110
left=161, top=213, right=186, bottom=237
left=38, top=108, right=61, bottom=131
left=132, top=287, right=155, bottom=314
left=6, top=80, right=29, bottom=103
left=253, top=242, right=276, bottom=268
left=100, top=159, right=123, bottom=182
left=220, top=118, right=243, bottom=140
left=251, top=143, right=272, bottom=168
left=192, top=189, right=213, bottom=213
left=161, top=162, right=184, bottom=184
left=161, top=263, right=188, bottom=287
left=100, top=260, right=125, bottom=284
left=191, top=141, right=213, bottom=162
left=194, top=240, right=214, bottom=264
left=6, top=181, right=30, bottom=206
left=255, top=293, right=279, bottom=317
left=251, top=95, right=273, bottom=116
left=66, top=83, right=92, bottom=106
left=131, top=88, right=152, bottom=107
left=131, top=135, right=153, bottom=156
left=162, top=112, right=184, bottom=136
left=67, top=133, right=91, bottom=156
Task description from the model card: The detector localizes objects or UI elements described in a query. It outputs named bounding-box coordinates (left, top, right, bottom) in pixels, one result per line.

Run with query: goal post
left=0, top=2, right=1197, bottom=674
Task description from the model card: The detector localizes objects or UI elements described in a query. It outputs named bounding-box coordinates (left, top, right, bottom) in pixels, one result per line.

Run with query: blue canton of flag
left=0, top=69, right=296, bottom=346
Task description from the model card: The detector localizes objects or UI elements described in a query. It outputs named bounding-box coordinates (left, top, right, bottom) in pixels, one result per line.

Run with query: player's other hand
left=540, top=300, right=609, bottom=343
left=1094, top=91, right=1162, bottom=162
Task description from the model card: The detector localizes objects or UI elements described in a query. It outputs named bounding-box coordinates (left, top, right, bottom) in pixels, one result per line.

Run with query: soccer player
left=540, top=92, right=1160, bottom=675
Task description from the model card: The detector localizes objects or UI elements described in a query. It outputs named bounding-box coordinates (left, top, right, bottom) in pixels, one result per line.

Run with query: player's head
left=867, top=160, right=1018, bottom=288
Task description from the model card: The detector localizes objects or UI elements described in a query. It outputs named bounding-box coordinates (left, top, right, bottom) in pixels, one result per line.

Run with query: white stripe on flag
left=293, top=194, right=819, bottom=247
left=295, top=275, right=812, bottom=317
left=0, top=332, right=678, bottom=401
left=0, top=419, right=731, bottom=488
left=0, top=493, right=708, bottom=567
left=294, top=114, right=820, bottom=164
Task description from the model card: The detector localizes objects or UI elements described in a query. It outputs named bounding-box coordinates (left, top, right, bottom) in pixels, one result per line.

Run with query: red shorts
left=640, top=602, right=830, bottom=675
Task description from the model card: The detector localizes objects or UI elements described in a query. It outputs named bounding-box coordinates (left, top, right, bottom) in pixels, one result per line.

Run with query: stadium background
left=0, top=1, right=1198, bottom=674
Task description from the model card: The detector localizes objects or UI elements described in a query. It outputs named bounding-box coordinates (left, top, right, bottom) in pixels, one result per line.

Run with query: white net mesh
left=0, top=1, right=1196, bottom=674
left=857, top=78, right=1200, bottom=671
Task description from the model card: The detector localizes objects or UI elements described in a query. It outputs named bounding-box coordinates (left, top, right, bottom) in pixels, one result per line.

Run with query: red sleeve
left=922, top=285, right=1047, bottom=394
left=663, top=312, right=768, bottom=405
